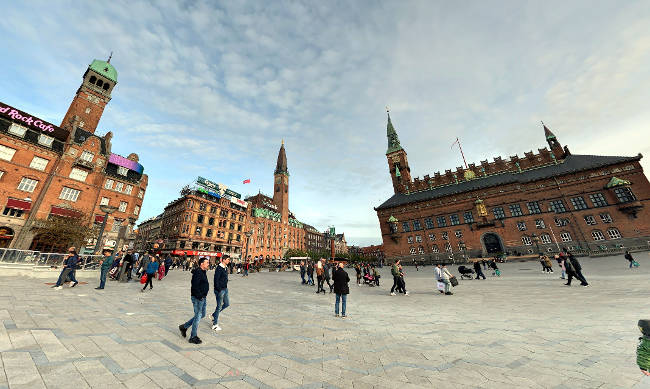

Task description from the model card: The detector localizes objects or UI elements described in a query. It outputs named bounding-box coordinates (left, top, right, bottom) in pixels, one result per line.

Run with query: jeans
left=307, top=274, right=314, bottom=285
left=335, top=294, right=347, bottom=316
left=300, top=271, right=306, bottom=284
left=629, top=260, right=634, bottom=268
left=475, top=269, right=486, bottom=279
left=212, top=289, right=230, bottom=325
left=55, top=268, right=77, bottom=286
left=390, top=276, right=400, bottom=293
left=560, top=269, right=566, bottom=279
left=183, top=296, right=206, bottom=338
left=243, top=268, right=248, bottom=276
left=99, top=268, right=108, bottom=289
left=142, top=273, right=155, bottom=290
left=317, top=275, right=324, bottom=292
left=442, top=279, right=451, bottom=293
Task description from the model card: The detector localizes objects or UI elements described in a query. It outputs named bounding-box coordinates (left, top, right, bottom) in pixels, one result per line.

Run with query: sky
left=1, top=1, right=649, bottom=247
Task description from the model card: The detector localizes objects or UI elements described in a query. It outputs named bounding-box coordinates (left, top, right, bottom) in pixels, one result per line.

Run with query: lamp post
left=531, top=233, right=540, bottom=253
left=93, top=205, right=118, bottom=254
left=244, top=230, right=253, bottom=264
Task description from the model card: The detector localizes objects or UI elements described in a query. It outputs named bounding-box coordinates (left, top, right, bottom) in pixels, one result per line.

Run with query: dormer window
left=8, top=124, right=26, bottom=138
left=38, top=134, right=54, bottom=147
left=117, top=166, right=128, bottom=176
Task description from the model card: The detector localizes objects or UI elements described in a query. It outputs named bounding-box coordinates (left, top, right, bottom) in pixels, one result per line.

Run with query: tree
left=31, top=215, right=97, bottom=253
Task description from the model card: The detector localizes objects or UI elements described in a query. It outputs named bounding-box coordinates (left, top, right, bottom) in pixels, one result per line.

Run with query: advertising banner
left=230, top=196, right=248, bottom=208
left=196, top=186, right=221, bottom=199
left=197, top=176, right=219, bottom=190
left=0, top=101, right=69, bottom=140
left=225, top=188, right=241, bottom=199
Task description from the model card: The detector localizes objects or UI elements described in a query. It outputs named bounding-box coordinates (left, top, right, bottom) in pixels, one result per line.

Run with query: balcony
left=73, top=157, right=95, bottom=170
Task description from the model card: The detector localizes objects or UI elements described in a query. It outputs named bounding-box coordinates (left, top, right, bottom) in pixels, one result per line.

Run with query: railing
left=0, top=248, right=103, bottom=270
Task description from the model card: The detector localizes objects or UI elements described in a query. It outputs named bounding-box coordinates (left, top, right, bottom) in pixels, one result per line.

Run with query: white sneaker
left=56, top=286, right=63, bottom=290
left=390, top=292, right=396, bottom=296
left=405, top=291, right=410, bottom=296
left=212, top=324, right=222, bottom=332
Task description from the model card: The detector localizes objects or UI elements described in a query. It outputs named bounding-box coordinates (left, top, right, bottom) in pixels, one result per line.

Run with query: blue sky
left=1, top=1, right=649, bottom=246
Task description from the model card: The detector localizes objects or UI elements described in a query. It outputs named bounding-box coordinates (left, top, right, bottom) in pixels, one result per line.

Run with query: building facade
left=303, top=224, right=326, bottom=253
left=0, top=58, right=147, bottom=252
left=245, top=142, right=305, bottom=261
left=134, top=214, right=162, bottom=251
left=375, top=113, right=650, bottom=262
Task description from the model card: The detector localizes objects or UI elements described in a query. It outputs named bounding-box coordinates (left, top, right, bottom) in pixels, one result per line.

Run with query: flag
left=242, top=179, right=251, bottom=184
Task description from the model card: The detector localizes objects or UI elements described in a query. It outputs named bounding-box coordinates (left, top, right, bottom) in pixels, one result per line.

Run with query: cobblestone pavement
left=1, top=254, right=649, bottom=389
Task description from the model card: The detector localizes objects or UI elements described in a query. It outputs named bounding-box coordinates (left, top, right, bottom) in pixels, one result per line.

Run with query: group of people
left=354, top=263, right=380, bottom=286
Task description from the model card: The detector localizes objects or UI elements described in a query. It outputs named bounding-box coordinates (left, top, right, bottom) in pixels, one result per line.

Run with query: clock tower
left=273, top=141, right=289, bottom=223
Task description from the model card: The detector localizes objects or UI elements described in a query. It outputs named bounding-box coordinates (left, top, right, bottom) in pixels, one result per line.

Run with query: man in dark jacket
left=179, top=257, right=210, bottom=344
left=53, top=247, right=79, bottom=289
left=567, top=252, right=588, bottom=286
left=307, top=261, right=314, bottom=285
left=473, top=260, right=486, bottom=280
left=323, top=259, right=333, bottom=293
left=332, top=262, right=350, bottom=318
left=95, top=249, right=114, bottom=290
left=300, top=261, right=306, bottom=284
left=211, top=255, right=230, bottom=332
left=164, top=255, right=173, bottom=276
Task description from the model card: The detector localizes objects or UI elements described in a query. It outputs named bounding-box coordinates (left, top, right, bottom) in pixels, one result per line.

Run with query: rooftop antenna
left=107, top=51, right=113, bottom=63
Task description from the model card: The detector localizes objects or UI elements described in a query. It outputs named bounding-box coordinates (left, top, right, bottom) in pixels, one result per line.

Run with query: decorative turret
left=542, top=121, right=565, bottom=160
left=385, top=110, right=412, bottom=194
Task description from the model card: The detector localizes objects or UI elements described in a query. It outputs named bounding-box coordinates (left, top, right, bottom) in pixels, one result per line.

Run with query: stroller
left=457, top=266, right=475, bottom=280
left=363, top=273, right=378, bottom=286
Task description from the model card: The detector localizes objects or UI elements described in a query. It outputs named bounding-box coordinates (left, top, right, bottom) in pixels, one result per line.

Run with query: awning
left=6, top=198, right=32, bottom=210
left=50, top=206, right=83, bottom=218
left=95, top=215, right=105, bottom=223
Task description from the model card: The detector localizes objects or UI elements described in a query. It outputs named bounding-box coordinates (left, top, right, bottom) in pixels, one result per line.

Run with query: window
left=432, top=244, right=439, bottom=253
left=599, top=213, right=612, bottom=223
left=38, top=134, right=54, bottom=147
left=589, top=193, right=608, bottom=208
left=409, top=247, right=416, bottom=255
left=17, top=177, right=38, bottom=192
left=535, top=219, right=546, bottom=229
left=195, top=226, right=202, bottom=235
left=0, top=145, right=17, bottom=161
left=134, top=205, right=140, bottom=216
left=115, top=182, right=124, bottom=192
left=8, top=123, right=26, bottom=137
left=100, top=197, right=109, bottom=205
left=570, top=196, right=588, bottom=210
left=2, top=207, right=24, bottom=218
left=517, top=221, right=527, bottom=231
left=111, top=219, right=123, bottom=232
left=584, top=215, right=597, bottom=225
left=454, top=230, right=463, bottom=238
left=402, top=222, right=411, bottom=232
left=613, top=187, right=636, bottom=203
left=509, top=204, right=523, bottom=217
left=59, top=187, right=80, bottom=201
left=540, top=234, right=552, bottom=244
left=389, top=222, right=397, bottom=233
left=138, top=190, right=144, bottom=199
left=607, top=228, right=621, bottom=239
left=80, top=151, right=94, bottom=162
left=415, top=235, right=422, bottom=243
left=418, top=246, right=425, bottom=254
left=555, top=218, right=569, bottom=226
left=436, top=216, right=447, bottom=227
left=206, top=229, right=213, bottom=237
left=492, top=207, right=505, bottom=219
left=413, top=220, right=422, bottom=231
left=69, top=168, right=88, bottom=182
left=104, top=179, right=114, bottom=189
left=527, top=201, right=541, bottom=214
left=197, top=215, right=204, bottom=224
left=449, top=214, right=460, bottom=225
left=560, top=232, right=572, bottom=242
left=445, top=242, right=452, bottom=252
left=118, top=201, right=127, bottom=212
left=442, top=231, right=449, bottom=240
left=208, top=217, right=215, bottom=226
left=423, top=217, right=434, bottom=229
left=117, top=166, right=129, bottom=176
left=199, top=202, right=207, bottom=211
left=428, top=233, right=436, bottom=241
left=463, top=211, right=474, bottom=223
left=407, top=236, right=414, bottom=244
left=591, top=230, right=605, bottom=241
left=0, top=171, right=4, bottom=179
left=29, top=156, right=49, bottom=171
left=549, top=200, right=567, bottom=213
left=521, top=236, right=532, bottom=245
left=125, top=185, right=133, bottom=195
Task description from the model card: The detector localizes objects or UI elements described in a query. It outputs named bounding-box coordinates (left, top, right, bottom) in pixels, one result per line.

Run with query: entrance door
left=483, top=233, right=503, bottom=254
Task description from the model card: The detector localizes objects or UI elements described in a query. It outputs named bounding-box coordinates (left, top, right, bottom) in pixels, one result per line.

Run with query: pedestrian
left=389, top=259, right=404, bottom=295
left=323, top=259, right=333, bottom=293
left=119, top=250, right=134, bottom=282
left=539, top=253, right=548, bottom=272
left=397, top=261, right=408, bottom=295
left=354, top=263, right=362, bottom=286
left=95, top=249, right=114, bottom=290
left=564, top=249, right=588, bottom=287
left=243, top=260, right=249, bottom=277
left=371, top=265, right=380, bottom=286
left=52, top=247, right=79, bottom=289
left=164, top=254, right=173, bottom=276
left=332, top=262, right=350, bottom=318
left=307, top=261, right=314, bottom=285
left=440, top=263, right=454, bottom=295
left=211, top=255, right=230, bottom=332
left=543, top=254, right=553, bottom=273
left=157, top=256, right=166, bottom=280
left=179, top=257, right=210, bottom=344
left=415, top=260, right=419, bottom=271
left=555, top=254, right=566, bottom=279
left=315, top=259, right=325, bottom=293
left=473, top=259, right=486, bottom=280
left=489, top=259, right=500, bottom=276
left=141, top=256, right=159, bottom=292
left=625, top=250, right=638, bottom=268
left=300, top=261, right=306, bottom=284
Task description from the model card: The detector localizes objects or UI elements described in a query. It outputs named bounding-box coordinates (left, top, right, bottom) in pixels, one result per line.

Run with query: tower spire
left=275, top=141, right=288, bottom=176
left=386, top=110, right=403, bottom=155
left=542, top=120, right=556, bottom=140
left=541, top=121, right=566, bottom=160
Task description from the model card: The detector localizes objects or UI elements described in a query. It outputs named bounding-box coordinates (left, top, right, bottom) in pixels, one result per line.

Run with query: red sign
left=0, top=101, right=69, bottom=140
left=172, top=250, right=223, bottom=257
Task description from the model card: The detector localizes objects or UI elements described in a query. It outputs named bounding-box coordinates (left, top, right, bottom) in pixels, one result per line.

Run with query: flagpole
left=452, top=137, right=468, bottom=168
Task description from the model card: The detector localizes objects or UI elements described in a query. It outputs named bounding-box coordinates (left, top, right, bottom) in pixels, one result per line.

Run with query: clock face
left=275, top=177, right=281, bottom=184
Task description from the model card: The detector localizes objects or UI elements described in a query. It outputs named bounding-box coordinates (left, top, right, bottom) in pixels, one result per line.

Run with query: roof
left=89, top=59, right=118, bottom=83
left=376, top=154, right=641, bottom=210
left=275, top=143, right=288, bottom=175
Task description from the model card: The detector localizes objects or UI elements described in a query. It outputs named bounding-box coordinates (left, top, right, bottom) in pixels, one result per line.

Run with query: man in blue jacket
left=179, top=257, right=210, bottom=344
left=52, top=247, right=79, bottom=289
left=212, top=255, right=230, bottom=332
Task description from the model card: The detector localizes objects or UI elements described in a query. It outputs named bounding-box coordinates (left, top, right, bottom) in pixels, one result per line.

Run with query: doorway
left=483, top=233, right=504, bottom=254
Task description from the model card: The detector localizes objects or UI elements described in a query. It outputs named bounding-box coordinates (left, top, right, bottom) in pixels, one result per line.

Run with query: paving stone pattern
left=1, top=254, right=649, bottom=388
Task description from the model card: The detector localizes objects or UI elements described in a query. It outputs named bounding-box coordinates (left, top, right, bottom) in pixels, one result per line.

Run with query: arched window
left=96, top=79, right=103, bottom=87
left=409, top=247, right=416, bottom=255
left=540, top=234, right=552, bottom=244
left=591, top=230, right=605, bottom=241
left=560, top=231, right=572, bottom=242
left=89, top=75, right=97, bottom=84
left=431, top=244, right=439, bottom=253
left=418, top=246, right=425, bottom=254
left=607, top=228, right=622, bottom=239
left=103, top=82, right=110, bottom=90
left=521, top=235, right=532, bottom=245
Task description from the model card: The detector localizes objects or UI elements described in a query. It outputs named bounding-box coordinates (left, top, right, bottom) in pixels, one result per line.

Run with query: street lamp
left=93, top=204, right=118, bottom=254
left=531, top=233, right=540, bottom=253
left=244, top=230, right=253, bottom=264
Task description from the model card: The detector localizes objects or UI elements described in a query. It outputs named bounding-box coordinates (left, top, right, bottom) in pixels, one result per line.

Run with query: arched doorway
left=29, top=234, right=67, bottom=253
left=0, top=227, right=14, bottom=248
left=482, top=233, right=504, bottom=254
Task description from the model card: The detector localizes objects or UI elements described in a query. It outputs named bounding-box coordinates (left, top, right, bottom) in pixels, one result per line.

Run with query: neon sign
left=108, top=153, right=144, bottom=174
left=0, top=102, right=57, bottom=133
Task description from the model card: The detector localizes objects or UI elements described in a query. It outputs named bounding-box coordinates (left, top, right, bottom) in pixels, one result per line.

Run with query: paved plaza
left=0, top=254, right=649, bottom=389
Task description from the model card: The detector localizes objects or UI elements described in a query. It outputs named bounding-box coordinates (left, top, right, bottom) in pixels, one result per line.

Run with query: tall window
left=431, top=244, right=439, bottom=253
left=428, top=233, right=436, bottom=241
left=415, top=235, right=422, bottom=243
left=591, top=230, right=605, bottom=241
left=0, top=145, right=17, bottom=161
left=463, top=211, right=474, bottom=223
left=436, top=216, right=447, bottom=227
left=560, top=232, right=572, bottom=242
left=104, top=179, right=114, bottom=189
left=535, top=219, right=545, bottom=229
left=589, top=193, right=608, bottom=208
left=195, top=226, right=202, bottom=235
left=450, top=214, right=460, bottom=225
left=118, top=201, right=127, bottom=212
left=445, top=242, right=452, bottom=252
left=29, top=156, right=49, bottom=171
left=117, top=166, right=129, bottom=176
left=125, top=185, right=133, bottom=195
left=613, top=187, right=636, bottom=203
left=607, top=228, right=621, bottom=239
left=540, top=234, right=552, bottom=244
left=549, top=199, right=567, bottom=213
left=402, top=222, right=411, bottom=232
left=17, top=177, right=38, bottom=192
left=599, top=213, right=612, bottom=223
left=492, top=207, right=505, bottom=219
left=38, top=134, right=54, bottom=147
left=59, top=187, right=80, bottom=202
left=454, top=230, right=463, bottom=238
left=509, top=204, right=523, bottom=217
left=521, top=236, right=532, bottom=245
left=80, top=151, right=94, bottom=162
left=115, top=182, right=124, bottom=192
left=138, top=190, right=144, bottom=199
left=69, top=168, right=88, bottom=182
left=424, top=217, right=434, bottom=229
left=570, top=196, right=588, bottom=210
left=527, top=201, right=541, bottom=214
left=134, top=205, right=140, bottom=216
left=418, top=246, right=425, bottom=254
left=517, top=221, right=527, bottom=231
left=413, top=220, right=422, bottom=231
left=441, top=231, right=448, bottom=240
left=100, top=197, right=109, bottom=205
left=409, top=247, right=416, bottom=255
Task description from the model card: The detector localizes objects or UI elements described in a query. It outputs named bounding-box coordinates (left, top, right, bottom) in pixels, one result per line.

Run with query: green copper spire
left=386, top=112, right=403, bottom=154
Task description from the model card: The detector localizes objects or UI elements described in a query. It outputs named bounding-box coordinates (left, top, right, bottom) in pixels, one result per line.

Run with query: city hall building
left=0, top=57, right=147, bottom=252
left=375, top=113, right=649, bottom=262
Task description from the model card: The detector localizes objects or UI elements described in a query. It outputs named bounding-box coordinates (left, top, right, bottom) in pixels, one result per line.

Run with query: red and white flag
left=242, top=179, right=251, bottom=184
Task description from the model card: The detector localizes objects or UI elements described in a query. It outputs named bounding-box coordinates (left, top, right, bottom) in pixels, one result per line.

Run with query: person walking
left=440, top=263, right=454, bottom=295
left=543, top=254, right=553, bottom=273
left=95, top=249, right=114, bottom=290
left=555, top=254, right=566, bottom=279
left=307, top=261, right=314, bottom=285
left=371, top=265, right=380, bottom=286
left=164, top=254, right=173, bottom=276
left=141, top=256, right=159, bottom=292
left=625, top=251, right=638, bottom=268
left=434, top=263, right=444, bottom=294
left=323, top=259, right=333, bottom=293
left=539, top=253, right=549, bottom=272
left=315, top=259, right=325, bottom=293
left=354, top=263, right=362, bottom=286
left=52, top=247, right=79, bottom=289
left=332, top=262, right=350, bottom=318
left=390, top=260, right=400, bottom=296
left=566, top=250, right=588, bottom=286
left=473, top=260, right=486, bottom=280
left=211, top=255, right=230, bottom=332
left=300, top=261, right=306, bottom=284
left=179, top=257, right=210, bottom=344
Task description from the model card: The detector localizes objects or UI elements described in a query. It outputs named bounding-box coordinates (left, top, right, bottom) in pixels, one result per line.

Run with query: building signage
left=225, top=189, right=241, bottom=199
left=109, top=153, right=144, bottom=174
left=197, top=176, right=218, bottom=190
left=0, top=101, right=68, bottom=140
left=230, top=196, right=248, bottom=208
left=196, top=186, right=221, bottom=199
left=172, top=249, right=222, bottom=257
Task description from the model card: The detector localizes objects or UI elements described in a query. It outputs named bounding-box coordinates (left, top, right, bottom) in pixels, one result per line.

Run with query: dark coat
left=190, top=268, right=209, bottom=299
left=332, top=267, right=350, bottom=295
left=473, top=261, right=481, bottom=271
left=568, top=255, right=581, bottom=271
left=213, top=265, right=228, bottom=291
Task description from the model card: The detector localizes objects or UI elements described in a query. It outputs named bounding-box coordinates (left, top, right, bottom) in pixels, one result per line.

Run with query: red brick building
left=0, top=57, right=147, bottom=252
left=375, top=113, right=649, bottom=262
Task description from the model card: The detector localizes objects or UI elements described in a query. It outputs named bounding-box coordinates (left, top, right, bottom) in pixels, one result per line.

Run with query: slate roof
left=376, top=154, right=641, bottom=210
left=73, top=128, right=107, bottom=155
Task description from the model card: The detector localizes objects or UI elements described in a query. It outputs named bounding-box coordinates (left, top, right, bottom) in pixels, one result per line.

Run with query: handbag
left=450, top=276, right=458, bottom=287
left=436, top=281, right=445, bottom=291
left=140, top=274, right=148, bottom=284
